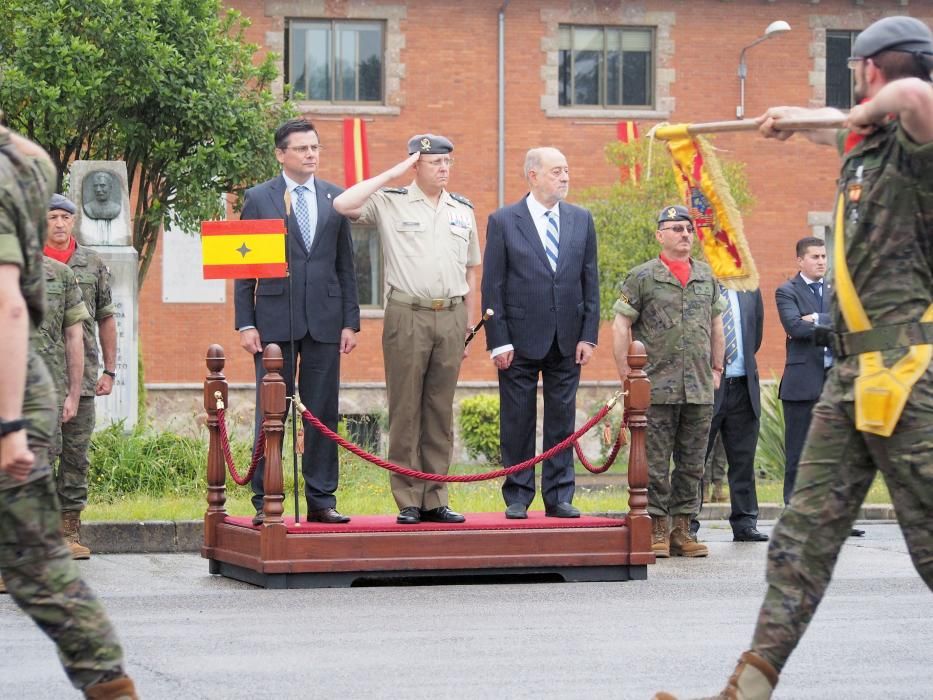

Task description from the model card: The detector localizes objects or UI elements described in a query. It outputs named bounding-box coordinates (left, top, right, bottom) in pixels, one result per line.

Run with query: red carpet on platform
left=225, top=511, right=625, bottom=535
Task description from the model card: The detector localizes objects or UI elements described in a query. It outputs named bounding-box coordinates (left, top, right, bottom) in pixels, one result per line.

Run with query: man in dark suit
left=234, top=118, right=360, bottom=525
left=692, top=287, right=768, bottom=542
left=775, top=237, right=832, bottom=506
left=481, top=147, right=600, bottom=519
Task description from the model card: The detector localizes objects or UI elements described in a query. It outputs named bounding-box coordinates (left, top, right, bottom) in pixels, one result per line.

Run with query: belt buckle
left=431, top=298, right=445, bottom=310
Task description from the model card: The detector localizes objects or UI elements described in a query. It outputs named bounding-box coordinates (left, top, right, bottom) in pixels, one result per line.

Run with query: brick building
left=141, top=0, right=931, bottom=432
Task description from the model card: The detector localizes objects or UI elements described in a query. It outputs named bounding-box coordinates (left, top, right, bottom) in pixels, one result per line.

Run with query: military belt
left=832, top=321, right=933, bottom=358
left=388, top=289, right=464, bottom=310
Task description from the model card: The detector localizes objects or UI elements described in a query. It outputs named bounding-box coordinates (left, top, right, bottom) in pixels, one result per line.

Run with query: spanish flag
left=616, top=120, right=641, bottom=183
left=200, top=220, right=287, bottom=280
left=343, top=117, right=371, bottom=188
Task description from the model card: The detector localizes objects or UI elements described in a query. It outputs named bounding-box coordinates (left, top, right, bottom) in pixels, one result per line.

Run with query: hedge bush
left=458, top=394, right=501, bottom=465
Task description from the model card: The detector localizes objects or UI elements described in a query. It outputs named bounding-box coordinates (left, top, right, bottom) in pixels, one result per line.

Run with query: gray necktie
left=293, top=185, right=316, bottom=250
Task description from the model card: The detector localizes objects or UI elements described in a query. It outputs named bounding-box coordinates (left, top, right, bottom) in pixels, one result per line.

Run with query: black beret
left=49, top=193, right=77, bottom=215
left=657, top=205, right=692, bottom=224
left=408, top=133, right=454, bottom=155
left=851, top=16, right=933, bottom=61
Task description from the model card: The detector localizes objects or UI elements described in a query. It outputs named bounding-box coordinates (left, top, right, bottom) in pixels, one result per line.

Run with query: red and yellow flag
left=617, top=120, right=641, bottom=183
left=343, top=117, right=371, bottom=188
left=653, top=124, right=758, bottom=290
left=200, top=219, right=287, bottom=280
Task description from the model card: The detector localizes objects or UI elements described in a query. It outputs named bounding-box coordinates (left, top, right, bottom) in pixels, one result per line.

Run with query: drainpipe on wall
left=498, top=0, right=511, bottom=208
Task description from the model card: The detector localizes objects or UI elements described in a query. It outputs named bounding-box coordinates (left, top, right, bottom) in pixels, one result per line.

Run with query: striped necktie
left=544, top=210, right=559, bottom=271
left=293, top=185, right=315, bottom=251
left=720, top=284, right=738, bottom=366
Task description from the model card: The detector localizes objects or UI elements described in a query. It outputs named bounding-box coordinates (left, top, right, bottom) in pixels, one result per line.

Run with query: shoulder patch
left=382, top=187, right=408, bottom=195
left=449, top=192, right=474, bottom=209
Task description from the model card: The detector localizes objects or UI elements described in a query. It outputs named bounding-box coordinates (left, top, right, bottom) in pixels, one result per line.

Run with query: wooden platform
left=200, top=342, right=656, bottom=589
left=202, top=512, right=652, bottom=588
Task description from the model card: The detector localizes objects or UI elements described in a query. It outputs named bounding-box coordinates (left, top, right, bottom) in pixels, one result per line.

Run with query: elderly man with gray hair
left=481, top=147, right=600, bottom=519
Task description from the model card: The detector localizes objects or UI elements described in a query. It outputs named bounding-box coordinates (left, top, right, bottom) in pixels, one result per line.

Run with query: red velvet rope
left=574, top=413, right=628, bottom=474
left=216, top=408, right=264, bottom=486
left=299, top=401, right=613, bottom=482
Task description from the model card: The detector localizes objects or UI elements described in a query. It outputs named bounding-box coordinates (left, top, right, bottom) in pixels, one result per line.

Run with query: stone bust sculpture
left=83, top=171, right=122, bottom=221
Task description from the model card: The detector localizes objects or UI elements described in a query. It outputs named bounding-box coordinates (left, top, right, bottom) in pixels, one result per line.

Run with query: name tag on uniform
left=395, top=221, right=423, bottom=232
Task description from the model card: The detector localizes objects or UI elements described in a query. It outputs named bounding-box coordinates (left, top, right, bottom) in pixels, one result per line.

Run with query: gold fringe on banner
left=652, top=124, right=759, bottom=290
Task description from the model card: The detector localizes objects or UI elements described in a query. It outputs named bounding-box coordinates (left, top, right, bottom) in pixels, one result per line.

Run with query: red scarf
left=660, top=253, right=691, bottom=287
left=44, top=237, right=77, bottom=264
left=843, top=98, right=872, bottom=154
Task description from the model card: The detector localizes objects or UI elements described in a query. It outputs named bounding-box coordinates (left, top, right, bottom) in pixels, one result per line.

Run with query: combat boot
left=670, top=514, right=709, bottom=557
left=0, top=576, right=6, bottom=594
left=651, top=515, right=670, bottom=558
left=62, top=511, right=91, bottom=560
left=84, top=675, right=138, bottom=700
left=651, top=650, right=779, bottom=699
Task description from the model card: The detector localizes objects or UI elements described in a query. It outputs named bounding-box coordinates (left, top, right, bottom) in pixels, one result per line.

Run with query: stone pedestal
left=94, top=247, right=139, bottom=431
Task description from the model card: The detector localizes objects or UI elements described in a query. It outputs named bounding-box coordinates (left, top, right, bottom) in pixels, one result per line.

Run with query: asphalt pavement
left=1, top=521, right=930, bottom=699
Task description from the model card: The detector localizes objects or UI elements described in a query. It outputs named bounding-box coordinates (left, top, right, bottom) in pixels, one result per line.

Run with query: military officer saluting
left=335, top=134, right=481, bottom=524
left=612, top=205, right=726, bottom=559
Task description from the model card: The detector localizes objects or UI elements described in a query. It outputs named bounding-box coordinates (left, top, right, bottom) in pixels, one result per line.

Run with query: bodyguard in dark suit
left=775, top=236, right=832, bottom=506
left=692, top=287, right=767, bottom=542
left=234, top=118, right=360, bottom=524
left=481, top=147, right=599, bottom=519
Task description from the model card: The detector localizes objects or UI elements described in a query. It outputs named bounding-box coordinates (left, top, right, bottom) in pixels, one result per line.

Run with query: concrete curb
left=81, top=503, right=897, bottom=554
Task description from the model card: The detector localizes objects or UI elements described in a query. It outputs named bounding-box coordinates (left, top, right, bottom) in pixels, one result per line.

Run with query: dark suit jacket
left=714, top=289, right=764, bottom=418
left=775, top=273, right=832, bottom=402
left=234, top=175, right=359, bottom=343
left=481, top=197, right=599, bottom=359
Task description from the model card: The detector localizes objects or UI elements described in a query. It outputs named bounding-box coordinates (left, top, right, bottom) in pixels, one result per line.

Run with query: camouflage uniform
left=614, top=257, right=727, bottom=516
left=0, top=130, right=127, bottom=690
left=751, top=121, right=933, bottom=671
left=60, top=245, right=114, bottom=513
left=35, top=257, right=90, bottom=464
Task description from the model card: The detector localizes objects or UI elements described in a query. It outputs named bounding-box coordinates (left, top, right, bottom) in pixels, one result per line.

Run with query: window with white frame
left=558, top=25, right=654, bottom=108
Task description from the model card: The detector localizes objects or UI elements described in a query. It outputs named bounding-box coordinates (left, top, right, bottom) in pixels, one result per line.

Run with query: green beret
left=408, top=134, right=454, bottom=155
left=851, top=16, right=933, bottom=65
left=657, top=205, right=692, bottom=224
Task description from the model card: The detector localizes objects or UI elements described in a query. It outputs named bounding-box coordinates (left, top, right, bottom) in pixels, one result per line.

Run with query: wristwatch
left=0, top=417, right=28, bottom=436
left=102, top=370, right=116, bottom=379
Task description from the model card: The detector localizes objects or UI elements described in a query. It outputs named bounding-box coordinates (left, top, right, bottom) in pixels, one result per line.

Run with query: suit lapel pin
left=327, top=193, right=331, bottom=199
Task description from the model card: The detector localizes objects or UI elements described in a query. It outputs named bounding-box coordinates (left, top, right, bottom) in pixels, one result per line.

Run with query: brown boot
left=712, top=482, right=728, bottom=503
left=84, top=676, right=138, bottom=700
left=0, top=576, right=6, bottom=594
left=651, top=650, right=778, bottom=699
left=670, top=514, right=709, bottom=557
left=651, top=515, right=670, bottom=558
left=62, top=511, right=91, bottom=560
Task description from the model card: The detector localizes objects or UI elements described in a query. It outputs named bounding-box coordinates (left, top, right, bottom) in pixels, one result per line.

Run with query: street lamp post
left=737, top=20, right=791, bottom=119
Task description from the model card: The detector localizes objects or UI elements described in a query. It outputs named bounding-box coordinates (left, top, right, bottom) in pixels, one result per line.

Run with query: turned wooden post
left=625, top=340, right=653, bottom=561
left=259, top=344, right=288, bottom=562
left=204, top=344, right=228, bottom=548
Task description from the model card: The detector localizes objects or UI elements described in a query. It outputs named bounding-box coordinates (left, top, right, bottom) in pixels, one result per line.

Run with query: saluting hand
left=388, top=152, right=421, bottom=180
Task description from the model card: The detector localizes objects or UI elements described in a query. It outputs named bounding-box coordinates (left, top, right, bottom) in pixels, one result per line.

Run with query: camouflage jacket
left=68, top=245, right=115, bottom=396
left=0, top=130, right=58, bottom=490
left=36, top=257, right=91, bottom=402
left=613, top=256, right=727, bottom=405
left=828, top=121, right=933, bottom=399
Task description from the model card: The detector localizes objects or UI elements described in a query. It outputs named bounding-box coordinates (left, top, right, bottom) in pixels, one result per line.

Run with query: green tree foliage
left=578, top=137, right=754, bottom=319
left=0, top=0, right=295, bottom=287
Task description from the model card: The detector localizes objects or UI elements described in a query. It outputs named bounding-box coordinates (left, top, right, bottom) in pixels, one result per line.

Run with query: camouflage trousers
left=751, top=376, right=933, bottom=672
left=58, top=395, right=95, bottom=512
left=0, top=474, right=125, bottom=689
left=646, top=403, right=714, bottom=517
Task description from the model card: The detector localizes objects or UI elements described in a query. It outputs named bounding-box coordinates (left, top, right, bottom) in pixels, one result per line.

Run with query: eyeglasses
left=281, top=145, right=323, bottom=155
left=660, top=224, right=695, bottom=233
left=422, top=157, right=454, bottom=167
left=846, top=57, right=865, bottom=70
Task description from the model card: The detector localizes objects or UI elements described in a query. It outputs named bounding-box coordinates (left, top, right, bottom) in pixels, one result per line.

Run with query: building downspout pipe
left=498, top=0, right=510, bottom=208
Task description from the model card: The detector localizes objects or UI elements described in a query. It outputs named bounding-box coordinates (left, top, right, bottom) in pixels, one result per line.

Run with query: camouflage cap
left=657, top=204, right=692, bottom=224
left=408, top=133, right=454, bottom=155
left=851, top=16, right=933, bottom=65
left=49, top=193, right=77, bottom=215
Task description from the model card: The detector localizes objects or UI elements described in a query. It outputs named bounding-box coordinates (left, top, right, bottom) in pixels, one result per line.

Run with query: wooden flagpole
left=665, top=116, right=846, bottom=135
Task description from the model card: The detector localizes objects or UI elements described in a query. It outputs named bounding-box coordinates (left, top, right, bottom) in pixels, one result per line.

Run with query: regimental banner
left=654, top=124, right=759, bottom=290
left=200, top=219, right=287, bottom=279
left=616, top=120, right=641, bottom=183
left=343, top=117, right=371, bottom=188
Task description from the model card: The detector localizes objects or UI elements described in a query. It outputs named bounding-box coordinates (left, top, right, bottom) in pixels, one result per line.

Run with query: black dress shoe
left=421, top=506, right=466, bottom=523
left=545, top=502, right=581, bottom=518
left=251, top=510, right=264, bottom=526
left=308, top=507, right=351, bottom=524
left=505, top=503, right=528, bottom=519
left=397, top=507, right=421, bottom=525
left=850, top=528, right=865, bottom=537
left=733, top=527, right=769, bottom=542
